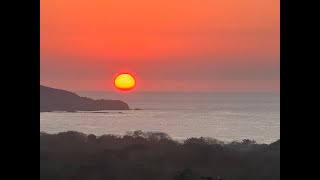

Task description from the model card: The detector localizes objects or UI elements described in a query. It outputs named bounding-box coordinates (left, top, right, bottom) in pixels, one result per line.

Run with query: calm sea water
left=40, top=92, right=280, bottom=144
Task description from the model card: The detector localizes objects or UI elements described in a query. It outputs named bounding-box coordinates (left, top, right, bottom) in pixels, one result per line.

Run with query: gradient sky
left=41, top=0, right=279, bottom=92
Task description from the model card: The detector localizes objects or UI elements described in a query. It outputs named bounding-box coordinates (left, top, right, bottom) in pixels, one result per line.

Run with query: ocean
left=40, top=92, right=280, bottom=144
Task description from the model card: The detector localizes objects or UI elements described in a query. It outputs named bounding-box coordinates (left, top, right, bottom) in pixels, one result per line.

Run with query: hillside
left=40, top=131, right=280, bottom=180
left=40, top=85, right=129, bottom=112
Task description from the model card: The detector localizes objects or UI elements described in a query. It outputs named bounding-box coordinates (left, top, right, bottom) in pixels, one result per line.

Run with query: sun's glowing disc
left=114, top=73, right=136, bottom=91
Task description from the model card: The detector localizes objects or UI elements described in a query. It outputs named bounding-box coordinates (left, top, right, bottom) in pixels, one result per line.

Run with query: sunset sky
left=40, top=0, right=279, bottom=92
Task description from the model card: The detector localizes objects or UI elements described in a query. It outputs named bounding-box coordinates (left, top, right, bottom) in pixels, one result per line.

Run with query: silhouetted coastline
left=40, top=85, right=129, bottom=112
left=40, top=130, right=280, bottom=180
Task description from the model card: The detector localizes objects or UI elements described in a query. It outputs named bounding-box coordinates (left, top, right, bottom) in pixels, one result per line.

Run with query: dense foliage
left=40, top=131, right=280, bottom=180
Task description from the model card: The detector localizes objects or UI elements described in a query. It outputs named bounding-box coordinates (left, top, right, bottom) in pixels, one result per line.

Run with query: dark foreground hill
left=40, top=131, right=280, bottom=180
left=40, top=85, right=129, bottom=112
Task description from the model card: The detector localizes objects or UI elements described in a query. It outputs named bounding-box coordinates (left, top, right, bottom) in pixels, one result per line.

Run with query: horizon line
left=75, top=90, right=280, bottom=94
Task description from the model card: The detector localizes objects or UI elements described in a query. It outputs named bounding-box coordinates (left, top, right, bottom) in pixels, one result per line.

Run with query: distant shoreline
left=41, top=85, right=130, bottom=112
left=40, top=108, right=142, bottom=113
left=40, top=130, right=280, bottom=146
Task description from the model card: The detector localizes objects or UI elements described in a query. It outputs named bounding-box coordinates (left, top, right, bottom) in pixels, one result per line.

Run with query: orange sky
left=41, top=0, right=279, bottom=92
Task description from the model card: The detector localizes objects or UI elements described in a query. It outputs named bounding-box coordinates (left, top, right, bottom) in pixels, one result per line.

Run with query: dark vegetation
left=40, top=130, right=280, bottom=180
left=40, top=85, right=129, bottom=112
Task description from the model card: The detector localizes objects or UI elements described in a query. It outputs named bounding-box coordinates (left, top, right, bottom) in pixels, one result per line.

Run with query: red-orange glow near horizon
left=114, top=73, right=136, bottom=91
left=40, top=0, right=279, bottom=92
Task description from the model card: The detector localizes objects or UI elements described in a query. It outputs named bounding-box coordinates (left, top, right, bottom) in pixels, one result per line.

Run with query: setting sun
left=114, top=73, right=136, bottom=91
